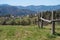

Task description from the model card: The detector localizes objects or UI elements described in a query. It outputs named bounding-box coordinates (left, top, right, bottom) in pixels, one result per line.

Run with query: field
left=0, top=25, right=60, bottom=40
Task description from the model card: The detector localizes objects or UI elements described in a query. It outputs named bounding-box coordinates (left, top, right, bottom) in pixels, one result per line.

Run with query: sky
left=0, top=0, right=60, bottom=6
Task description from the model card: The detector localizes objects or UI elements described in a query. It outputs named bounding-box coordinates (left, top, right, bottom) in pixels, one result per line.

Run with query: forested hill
left=0, top=4, right=36, bottom=16
left=0, top=4, right=60, bottom=16
left=17, top=5, right=60, bottom=11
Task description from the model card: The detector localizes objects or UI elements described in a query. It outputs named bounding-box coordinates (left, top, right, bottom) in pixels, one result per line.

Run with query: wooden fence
left=38, top=11, right=60, bottom=34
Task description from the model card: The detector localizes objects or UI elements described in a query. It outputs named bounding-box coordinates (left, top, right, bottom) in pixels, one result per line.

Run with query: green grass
left=0, top=25, right=60, bottom=40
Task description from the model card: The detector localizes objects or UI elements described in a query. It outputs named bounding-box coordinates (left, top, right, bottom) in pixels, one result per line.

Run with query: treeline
left=0, top=10, right=60, bottom=25
left=0, top=14, right=38, bottom=25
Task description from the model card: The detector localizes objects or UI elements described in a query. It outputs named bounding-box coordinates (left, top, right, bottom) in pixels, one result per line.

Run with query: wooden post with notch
left=40, top=12, right=44, bottom=28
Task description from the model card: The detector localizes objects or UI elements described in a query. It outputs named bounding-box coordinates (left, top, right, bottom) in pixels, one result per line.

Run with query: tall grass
left=0, top=25, right=60, bottom=40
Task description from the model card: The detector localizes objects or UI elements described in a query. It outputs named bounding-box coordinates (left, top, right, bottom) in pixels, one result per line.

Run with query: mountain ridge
left=0, top=4, right=60, bottom=16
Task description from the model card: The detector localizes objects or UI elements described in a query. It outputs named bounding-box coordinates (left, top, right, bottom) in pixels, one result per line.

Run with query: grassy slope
left=0, top=25, right=60, bottom=40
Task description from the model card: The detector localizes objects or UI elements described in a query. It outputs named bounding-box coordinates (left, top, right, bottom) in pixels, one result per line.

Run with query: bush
left=20, top=18, right=31, bottom=25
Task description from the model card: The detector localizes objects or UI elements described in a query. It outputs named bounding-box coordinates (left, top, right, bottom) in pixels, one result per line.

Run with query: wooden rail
left=52, top=19, right=60, bottom=22
left=40, top=17, right=52, bottom=23
left=40, top=17, right=60, bottom=22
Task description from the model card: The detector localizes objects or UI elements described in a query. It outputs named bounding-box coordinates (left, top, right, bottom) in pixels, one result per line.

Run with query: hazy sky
left=0, top=0, right=60, bottom=6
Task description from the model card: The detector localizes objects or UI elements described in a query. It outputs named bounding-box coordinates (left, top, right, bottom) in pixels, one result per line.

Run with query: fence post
left=40, top=12, right=43, bottom=28
left=51, top=11, right=55, bottom=34
left=38, top=13, right=40, bottom=28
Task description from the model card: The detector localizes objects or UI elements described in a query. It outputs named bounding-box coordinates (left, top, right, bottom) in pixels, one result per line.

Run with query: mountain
left=0, top=4, right=36, bottom=16
left=0, top=4, right=60, bottom=16
left=17, top=5, right=60, bottom=11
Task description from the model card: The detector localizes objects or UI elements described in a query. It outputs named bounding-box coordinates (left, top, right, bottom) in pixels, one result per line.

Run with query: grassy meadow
left=0, top=25, right=60, bottom=40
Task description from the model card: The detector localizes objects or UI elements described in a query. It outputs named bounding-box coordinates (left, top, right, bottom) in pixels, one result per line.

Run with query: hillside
left=17, top=5, right=60, bottom=11
left=0, top=4, right=60, bottom=16
left=0, top=4, right=36, bottom=16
